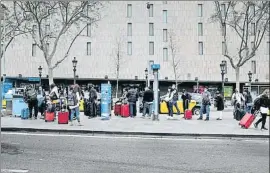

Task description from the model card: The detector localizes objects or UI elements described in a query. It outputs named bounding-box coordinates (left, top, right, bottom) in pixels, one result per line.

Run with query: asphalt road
left=1, top=133, right=269, bottom=173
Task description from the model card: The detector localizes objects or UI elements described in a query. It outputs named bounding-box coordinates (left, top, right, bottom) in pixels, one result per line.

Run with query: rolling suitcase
left=239, top=113, right=255, bottom=129
left=114, top=103, right=122, bottom=116
left=121, top=104, right=129, bottom=117
left=21, top=108, right=29, bottom=119
left=58, top=98, right=69, bottom=124
left=184, top=110, right=192, bottom=119
left=45, top=111, right=55, bottom=122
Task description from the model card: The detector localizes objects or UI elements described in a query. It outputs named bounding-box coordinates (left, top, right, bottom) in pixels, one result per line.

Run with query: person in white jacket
left=231, top=89, right=245, bottom=108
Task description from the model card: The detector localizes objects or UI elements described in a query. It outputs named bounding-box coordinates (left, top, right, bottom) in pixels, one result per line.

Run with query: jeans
left=166, top=101, right=173, bottom=117
left=129, top=102, right=136, bottom=117
left=172, top=100, right=181, bottom=115
left=199, top=104, right=210, bottom=119
left=70, top=107, right=80, bottom=122
left=143, top=102, right=153, bottom=117
left=245, top=105, right=252, bottom=114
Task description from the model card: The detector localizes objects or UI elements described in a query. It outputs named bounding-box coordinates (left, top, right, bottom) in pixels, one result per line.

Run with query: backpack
left=28, top=89, right=37, bottom=101
left=67, top=93, right=78, bottom=106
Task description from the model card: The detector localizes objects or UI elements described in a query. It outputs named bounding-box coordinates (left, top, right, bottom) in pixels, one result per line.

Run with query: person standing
left=181, top=89, right=191, bottom=111
left=243, top=90, right=253, bottom=113
left=68, top=85, right=82, bottom=126
left=88, top=84, right=98, bottom=118
left=25, top=85, right=38, bottom=119
left=231, top=89, right=245, bottom=111
left=198, top=87, right=211, bottom=121
left=254, top=89, right=269, bottom=130
left=171, top=84, right=181, bottom=115
left=161, top=87, right=174, bottom=119
left=215, top=91, right=224, bottom=120
left=126, top=86, right=138, bottom=118
left=142, top=87, right=154, bottom=118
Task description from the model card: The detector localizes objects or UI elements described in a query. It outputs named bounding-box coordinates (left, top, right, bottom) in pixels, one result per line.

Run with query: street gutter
left=1, top=127, right=269, bottom=139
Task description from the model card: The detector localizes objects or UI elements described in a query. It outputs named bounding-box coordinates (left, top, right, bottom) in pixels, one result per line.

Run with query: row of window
left=127, top=2, right=168, bottom=18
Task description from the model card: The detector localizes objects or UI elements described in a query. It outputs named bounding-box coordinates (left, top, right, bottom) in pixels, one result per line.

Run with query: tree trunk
left=47, top=60, right=54, bottom=85
left=235, top=67, right=240, bottom=92
left=116, top=78, right=119, bottom=99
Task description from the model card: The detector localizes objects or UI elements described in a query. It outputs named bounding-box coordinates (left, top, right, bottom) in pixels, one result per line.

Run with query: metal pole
left=196, top=80, right=199, bottom=93
left=221, top=73, right=224, bottom=97
left=73, top=68, right=76, bottom=84
left=152, top=70, right=159, bottom=121
left=146, top=75, right=148, bottom=87
left=39, top=74, right=42, bottom=85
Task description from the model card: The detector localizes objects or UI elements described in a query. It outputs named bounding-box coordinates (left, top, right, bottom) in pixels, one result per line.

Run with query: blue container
left=12, top=95, right=28, bottom=117
left=21, top=108, right=29, bottom=119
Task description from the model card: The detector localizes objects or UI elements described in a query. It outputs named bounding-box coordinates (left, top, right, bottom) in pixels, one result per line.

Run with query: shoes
left=216, top=118, right=222, bottom=120
left=69, top=122, right=73, bottom=126
left=204, top=118, right=209, bottom=121
left=254, top=123, right=258, bottom=128
left=197, top=117, right=203, bottom=120
left=167, top=116, right=173, bottom=120
left=141, top=116, right=145, bottom=119
left=261, top=127, right=268, bottom=130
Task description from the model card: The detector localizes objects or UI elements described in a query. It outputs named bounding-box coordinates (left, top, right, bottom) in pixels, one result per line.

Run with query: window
left=221, top=4, right=226, bottom=16
left=149, top=4, right=153, bottom=17
left=251, top=60, right=256, bottom=74
left=163, top=48, right=168, bottom=61
left=198, top=4, right=203, bottom=17
left=127, top=42, right=132, bottom=55
left=149, top=42, right=154, bottom=55
left=198, top=23, right=203, bottom=36
left=222, top=23, right=226, bottom=36
left=222, top=42, right=226, bottom=55
left=127, top=4, right=132, bottom=18
left=163, top=29, right=168, bottom=42
left=32, top=25, right=37, bottom=37
left=127, top=23, right=132, bottom=36
left=250, top=5, right=255, bottom=17
left=251, top=41, right=255, bottom=50
left=149, top=23, right=154, bottom=36
left=163, top=10, right=167, bottom=23
left=87, top=23, right=91, bottom=37
left=267, top=42, right=270, bottom=55
left=198, top=42, right=203, bottom=55
left=45, top=24, right=50, bottom=36
left=87, top=42, right=91, bottom=55
left=163, top=1, right=167, bottom=4
left=251, top=23, right=255, bottom=35
left=32, top=44, right=36, bottom=57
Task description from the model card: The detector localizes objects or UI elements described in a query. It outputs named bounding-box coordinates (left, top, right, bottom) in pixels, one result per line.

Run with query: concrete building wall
left=3, top=1, right=270, bottom=82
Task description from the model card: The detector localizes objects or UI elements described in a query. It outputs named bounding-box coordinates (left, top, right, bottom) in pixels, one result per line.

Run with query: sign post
left=151, top=64, right=160, bottom=121
left=100, top=83, right=111, bottom=120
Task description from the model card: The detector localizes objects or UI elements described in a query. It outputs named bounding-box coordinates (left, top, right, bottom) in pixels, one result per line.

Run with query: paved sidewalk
left=1, top=111, right=269, bottom=138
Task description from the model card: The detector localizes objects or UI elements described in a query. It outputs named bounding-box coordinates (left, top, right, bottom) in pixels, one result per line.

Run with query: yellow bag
left=79, top=99, right=84, bottom=112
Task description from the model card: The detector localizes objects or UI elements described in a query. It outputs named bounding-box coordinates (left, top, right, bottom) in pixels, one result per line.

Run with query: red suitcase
left=184, top=110, right=192, bottom=120
left=121, top=104, right=129, bottom=117
left=239, top=113, right=255, bottom=129
left=45, top=111, right=55, bottom=122
left=58, top=112, right=69, bottom=124
left=114, top=104, right=122, bottom=116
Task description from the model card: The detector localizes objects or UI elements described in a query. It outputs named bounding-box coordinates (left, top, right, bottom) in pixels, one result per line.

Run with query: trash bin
left=12, top=94, right=28, bottom=117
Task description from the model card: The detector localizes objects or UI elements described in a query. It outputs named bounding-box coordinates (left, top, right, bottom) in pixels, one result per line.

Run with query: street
left=1, top=133, right=269, bottom=173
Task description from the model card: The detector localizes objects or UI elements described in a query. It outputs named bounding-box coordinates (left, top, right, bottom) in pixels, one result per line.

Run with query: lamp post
left=145, top=68, right=148, bottom=87
left=195, top=77, right=199, bottom=93
left=248, top=71, right=252, bottom=92
left=72, top=57, right=78, bottom=85
left=220, top=61, right=226, bottom=97
left=255, top=78, right=259, bottom=95
left=38, top=66, right=42, bottom=85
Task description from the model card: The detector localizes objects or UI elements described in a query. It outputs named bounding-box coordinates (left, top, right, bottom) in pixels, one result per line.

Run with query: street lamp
left=248, top=71, right=252, bottom=92
left=195, top=77, right=199, bottom=93
left=145, top=68, right=148, bottom=87
left=72, top=57, right=78, bottom=84
left=220, top=61, right=226, bottom=97
left=146, top=2, right=150, bottom=9
left=38, top=66, right=42, bottom=85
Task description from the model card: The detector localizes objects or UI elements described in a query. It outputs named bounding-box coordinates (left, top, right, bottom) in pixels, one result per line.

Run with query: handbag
left=260, top=107, right=268, bottom=114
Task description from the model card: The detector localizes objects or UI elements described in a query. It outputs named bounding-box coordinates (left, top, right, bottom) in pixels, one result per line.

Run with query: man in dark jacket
left=214, top=91, right=224, bottom=120
left=181, top=89, right=191, bottom=111
left=88, top=84, right=98, bottom=118
left=127, top=86, right=139, bottom=117
left=172, top=84, right=181, bottom=115
left=142, top=87, right=154, bottom=118
left=25, top=85, right=38, bottom=119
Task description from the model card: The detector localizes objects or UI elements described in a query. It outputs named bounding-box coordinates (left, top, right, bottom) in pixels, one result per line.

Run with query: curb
left=1, top=127, right=269, bottom=139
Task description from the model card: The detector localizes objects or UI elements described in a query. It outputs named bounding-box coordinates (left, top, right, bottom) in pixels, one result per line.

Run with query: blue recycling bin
left=12, top=94, right=28, bottom=117
left=101, top=83, right=111, bottom=120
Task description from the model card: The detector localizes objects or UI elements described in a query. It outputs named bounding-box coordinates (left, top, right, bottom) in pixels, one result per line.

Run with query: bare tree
left=14, top=1, right=104, bottom=84
left=112, top=36, right=124, bottom=99
left=210, top=1, right=270, bottom=91
left=168, top=30, right=181, bottom=88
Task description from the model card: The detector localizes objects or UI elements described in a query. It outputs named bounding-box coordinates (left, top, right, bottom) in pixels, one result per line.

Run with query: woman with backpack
left=68, top=84, right=82, bottom=126
left=254, top=89, right=270, bottom=130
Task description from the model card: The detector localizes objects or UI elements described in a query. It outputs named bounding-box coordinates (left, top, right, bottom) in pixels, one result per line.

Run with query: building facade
left=2, top=1, right=270, bottom=88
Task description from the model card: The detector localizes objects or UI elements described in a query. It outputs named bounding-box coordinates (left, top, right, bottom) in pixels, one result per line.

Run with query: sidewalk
left=1, top=111, right=269, bottom=138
